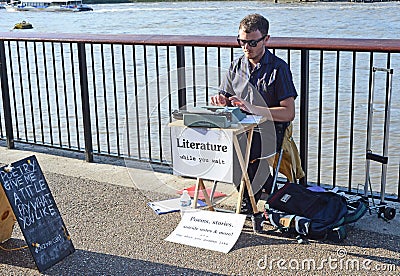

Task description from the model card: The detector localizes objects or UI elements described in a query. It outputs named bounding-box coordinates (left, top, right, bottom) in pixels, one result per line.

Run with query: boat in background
left=7, top=0, right=93, bottom=12
left=13, top=20, right=33, bottom=29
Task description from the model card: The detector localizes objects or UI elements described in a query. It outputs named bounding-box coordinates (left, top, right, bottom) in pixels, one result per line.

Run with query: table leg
left=193, top=178, right=214, bottom=211
left=233, top=129, right=257, bottom=214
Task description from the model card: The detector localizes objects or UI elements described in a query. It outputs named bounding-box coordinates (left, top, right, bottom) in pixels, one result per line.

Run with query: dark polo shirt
left=218, top=49, right=297, bottom=108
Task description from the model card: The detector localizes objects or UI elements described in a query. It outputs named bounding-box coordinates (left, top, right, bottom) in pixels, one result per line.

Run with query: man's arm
left=229, top=96, right=295, bottom=122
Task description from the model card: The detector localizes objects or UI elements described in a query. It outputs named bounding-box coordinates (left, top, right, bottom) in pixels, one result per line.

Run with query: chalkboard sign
left=0, top=155, right=75, bottom=272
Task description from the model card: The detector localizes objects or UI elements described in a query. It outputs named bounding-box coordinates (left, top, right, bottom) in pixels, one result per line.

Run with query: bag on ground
left=259, top=182, right=367, bottom=242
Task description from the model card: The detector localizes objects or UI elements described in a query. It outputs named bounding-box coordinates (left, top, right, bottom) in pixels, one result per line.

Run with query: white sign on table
left=170, top=126, right=235, bottom=183
left=165, top=210, right=246, bottom=253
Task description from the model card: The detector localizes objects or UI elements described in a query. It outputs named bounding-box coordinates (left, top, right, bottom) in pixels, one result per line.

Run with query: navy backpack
left=253, top=182, right=368, bottom=243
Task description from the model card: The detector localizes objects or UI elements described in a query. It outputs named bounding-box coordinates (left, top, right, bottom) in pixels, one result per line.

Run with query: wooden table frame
left=170, top=118, right=266, bottom=214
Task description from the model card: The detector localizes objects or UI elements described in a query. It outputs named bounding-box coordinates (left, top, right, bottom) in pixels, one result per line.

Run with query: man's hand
left=210, top=94, right=228, bottom=106
left=229, top=96, right=296, bottom=122
left=229, top=96, right=251, bottom=113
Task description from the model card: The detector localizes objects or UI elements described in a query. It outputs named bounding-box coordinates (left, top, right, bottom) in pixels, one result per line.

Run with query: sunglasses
left=237, top=35, right=267, bottom=47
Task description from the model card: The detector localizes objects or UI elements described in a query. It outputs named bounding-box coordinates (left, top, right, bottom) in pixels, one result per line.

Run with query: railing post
left=77, top=42, right=93, bottom=162
left=176, top=46, right=187, bottom=110
left=0, top=41, right=15, bottom=149
left=300, top=49, right=309, bottom=185
left=397, top=160, right=400, bottom=202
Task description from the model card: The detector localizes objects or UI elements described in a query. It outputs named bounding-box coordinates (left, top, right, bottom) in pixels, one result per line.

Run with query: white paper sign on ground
left=165, top=210, right=246, bottom=253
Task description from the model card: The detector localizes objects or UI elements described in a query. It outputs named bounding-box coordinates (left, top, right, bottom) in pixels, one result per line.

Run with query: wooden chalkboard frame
left=0, top=155, right=75, bottom=272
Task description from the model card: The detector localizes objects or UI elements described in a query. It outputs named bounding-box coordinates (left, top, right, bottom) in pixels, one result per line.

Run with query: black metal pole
left=0, top=41, right=15, bottom=149
left=299, top=49, right=309, bottom=185
left=176, top=46, right=186, bottom=110
left=77, top=43, right=93, bottom=162
left=398, top=160, right=400, bottom=202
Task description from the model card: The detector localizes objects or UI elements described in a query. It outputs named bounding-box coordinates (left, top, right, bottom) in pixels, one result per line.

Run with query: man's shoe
left=240, top=197, right=253, bottom=216
left=251, top=212, right=266, bottom=234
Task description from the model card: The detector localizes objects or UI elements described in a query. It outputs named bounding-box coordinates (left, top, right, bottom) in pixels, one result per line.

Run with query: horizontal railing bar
left=1, top=33, right=400, bottom=52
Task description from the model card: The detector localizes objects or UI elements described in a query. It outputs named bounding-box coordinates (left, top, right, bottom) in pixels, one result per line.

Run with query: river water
left=1, top=2, right=400, bottom=195
left=2, top=1, right=400, bottom=38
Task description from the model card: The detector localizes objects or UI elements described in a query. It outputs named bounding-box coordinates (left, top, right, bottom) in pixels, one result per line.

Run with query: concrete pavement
left=0, top=144, right=399, bottom=275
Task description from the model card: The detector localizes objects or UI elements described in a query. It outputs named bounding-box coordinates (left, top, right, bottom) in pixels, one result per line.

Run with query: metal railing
left=0, top=32, right=399, bottom=201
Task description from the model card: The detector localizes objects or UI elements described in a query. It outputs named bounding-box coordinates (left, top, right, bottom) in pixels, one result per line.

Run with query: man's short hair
left=239, top=14, right=269, bottom=36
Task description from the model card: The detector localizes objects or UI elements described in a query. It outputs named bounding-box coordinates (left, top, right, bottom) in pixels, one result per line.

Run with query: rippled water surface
left=2, top=1, right=400, bottom=38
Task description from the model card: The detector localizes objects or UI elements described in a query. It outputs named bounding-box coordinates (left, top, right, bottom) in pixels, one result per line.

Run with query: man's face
left=237, top=28, right=269, bottom=62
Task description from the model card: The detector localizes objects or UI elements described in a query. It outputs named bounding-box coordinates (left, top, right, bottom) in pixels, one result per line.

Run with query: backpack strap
left=331, top=217, right=346, bottom=228
left=327, top=226, right=347, bottom=242
left=293, top=216, right=311, bottom=236
left=344, top=199, right=368, bottom=224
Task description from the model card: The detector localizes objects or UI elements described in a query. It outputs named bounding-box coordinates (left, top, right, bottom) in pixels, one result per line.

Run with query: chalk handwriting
left=34, top=234, right=63, bottom=254
left=1, top=159, right=56, bottom=229
left=0, top=160, right=38, bottom=190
